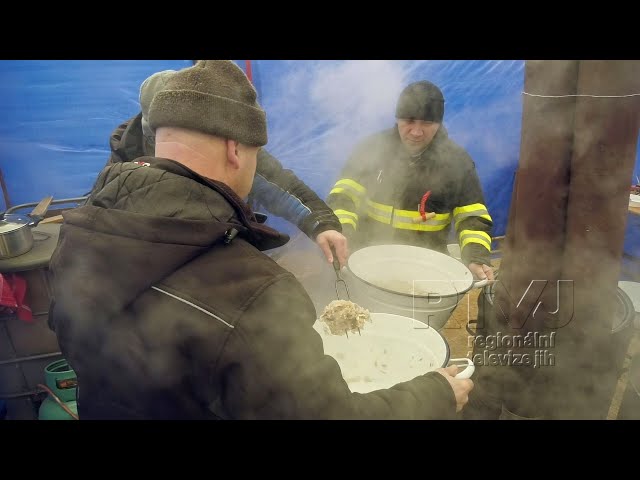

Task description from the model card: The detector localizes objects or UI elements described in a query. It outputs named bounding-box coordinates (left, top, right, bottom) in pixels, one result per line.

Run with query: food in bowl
left=319, top=300, right=371, bottom=335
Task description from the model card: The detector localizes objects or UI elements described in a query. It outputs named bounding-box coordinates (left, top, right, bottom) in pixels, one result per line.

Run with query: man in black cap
left=107, top=67, right=349, bottom=268
left=327, top=80, right=494, bottom=282
left=48, top=62, right=473, bottom=419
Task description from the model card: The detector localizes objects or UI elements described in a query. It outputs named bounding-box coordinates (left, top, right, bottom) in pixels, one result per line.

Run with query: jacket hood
left=109, top=113, right=149, bottom=163
left=51, top=157, right=289, bottom=323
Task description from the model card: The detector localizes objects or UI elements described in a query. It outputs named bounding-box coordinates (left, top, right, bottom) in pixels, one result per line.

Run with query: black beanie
left=395, top=80, right=445, bottom=123
left=147, top=60, right=267, bottom=147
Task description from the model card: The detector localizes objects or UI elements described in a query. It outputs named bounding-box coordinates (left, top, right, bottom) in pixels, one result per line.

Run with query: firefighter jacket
left=327, top=125, right=493, bottom=266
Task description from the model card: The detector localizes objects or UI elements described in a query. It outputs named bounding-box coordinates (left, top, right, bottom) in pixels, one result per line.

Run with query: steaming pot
left=342, top=244, right=486, bottom=330
left=314, top=312, right=473, bottom=393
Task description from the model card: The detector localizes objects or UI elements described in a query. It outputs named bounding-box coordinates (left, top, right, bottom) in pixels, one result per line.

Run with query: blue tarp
left=0, top=60, right=638, bottom=254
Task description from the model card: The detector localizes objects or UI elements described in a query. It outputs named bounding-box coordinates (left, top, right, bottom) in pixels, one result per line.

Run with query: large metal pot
left=0, top=196, right=53, bottom=259
left=343, top=244, right=484, bottom=330
left=313, top=312, right=474, bottom=393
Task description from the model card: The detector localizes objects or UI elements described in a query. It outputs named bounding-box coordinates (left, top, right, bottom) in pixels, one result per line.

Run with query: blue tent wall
left=1, top=60, right=638, bottom=255
left=0, top=60, right=192, bottom=206
left=249, top=60, right=524, bottom=240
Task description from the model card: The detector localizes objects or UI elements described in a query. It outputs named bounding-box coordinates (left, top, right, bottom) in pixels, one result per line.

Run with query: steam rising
left=259, top=60, right=524, bottom=241
left=261, top=60, right=410, bottom=190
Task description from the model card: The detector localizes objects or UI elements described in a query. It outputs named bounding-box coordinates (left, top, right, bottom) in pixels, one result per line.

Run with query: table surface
left=0, top=223, right=61, bottom=272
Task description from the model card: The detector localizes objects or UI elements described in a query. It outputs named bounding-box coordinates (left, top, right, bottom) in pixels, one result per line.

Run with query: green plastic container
left=38, top=359, right=78, bottom=420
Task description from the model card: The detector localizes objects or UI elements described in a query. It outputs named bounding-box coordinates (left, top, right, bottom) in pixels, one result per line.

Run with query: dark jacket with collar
left=107, top=113, right=341, bottom=239
left=48, top=158, right=458, bottom=419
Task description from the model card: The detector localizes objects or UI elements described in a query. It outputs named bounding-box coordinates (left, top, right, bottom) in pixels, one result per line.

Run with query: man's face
left=397, top=119, right=440, bottom=155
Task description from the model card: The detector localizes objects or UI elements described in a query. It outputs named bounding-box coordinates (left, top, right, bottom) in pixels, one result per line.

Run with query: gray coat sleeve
left=249, top=150, right=342, bottom=239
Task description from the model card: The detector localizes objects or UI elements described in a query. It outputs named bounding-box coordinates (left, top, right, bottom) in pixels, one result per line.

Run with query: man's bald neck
left=155, top=127, right=228, bottom=180
left=156, top=141, right=212, bottom=166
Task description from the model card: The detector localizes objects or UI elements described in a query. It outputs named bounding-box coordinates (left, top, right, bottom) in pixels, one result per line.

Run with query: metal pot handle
left=448, top=357, right=475, bottom=379
left=473, top=278, right=489, bottom=289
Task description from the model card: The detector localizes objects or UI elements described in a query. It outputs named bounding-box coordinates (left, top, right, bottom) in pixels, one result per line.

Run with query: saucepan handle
left=472, top=278, right=488, bottom=289
left=447, top=357, right=475, bottom=379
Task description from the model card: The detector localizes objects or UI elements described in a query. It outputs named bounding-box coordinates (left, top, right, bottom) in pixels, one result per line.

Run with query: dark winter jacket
left=48, top=158, right=458, bottom=419
left=107, top=113, right=341, bottom=239
left=327, top=126, right=493, bottom=266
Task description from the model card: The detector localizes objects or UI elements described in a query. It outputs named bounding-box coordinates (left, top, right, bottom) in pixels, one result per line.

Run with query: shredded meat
left=319, top=300, right=371, bottom=335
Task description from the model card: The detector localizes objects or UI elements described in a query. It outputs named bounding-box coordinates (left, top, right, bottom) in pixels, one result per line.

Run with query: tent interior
left=1, top=60, right=639, bottom=420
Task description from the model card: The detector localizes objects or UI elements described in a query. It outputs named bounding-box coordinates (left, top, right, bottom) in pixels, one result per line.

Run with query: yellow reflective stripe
left=368, top=212, right=392, bottom=224
left=339, top=218, right=357, bottom=229
left=459, top=230, right=492, bottom=251
left=334, top=209, right=358, bottom=221
left=366, top=199, right=393, bottom=224
left=453, top=203, right=492, bottom=229
left=461, top=237, right=492, bottom=251
left=366, top=199, right=393, bottom=213
left=455, top=213, right=493, bottom=229
left=393, top=209, right=451, bottom=226
left=329, top=187, right=362, bottom=209
left=329, top=179, right=367, bottom=209
left=335, top=178, right=366, bottom=194
left=393, top=222, right=448, bottom=231
left=393, top=209, right=451, bottom=231
left=459, top=230, right=491, bottom=243
left=454, top=203, right=488, bottom=215
left=335, top=209, right=358, bottom=229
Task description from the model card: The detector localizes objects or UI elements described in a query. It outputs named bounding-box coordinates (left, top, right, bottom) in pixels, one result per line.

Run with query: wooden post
left=554, top=60, right=640, bottom=419
left=474, top=61, right=580, bottom=418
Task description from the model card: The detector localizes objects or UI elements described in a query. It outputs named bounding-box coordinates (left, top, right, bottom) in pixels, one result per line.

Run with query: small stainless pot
left=0, top=196, right=53, bottom=259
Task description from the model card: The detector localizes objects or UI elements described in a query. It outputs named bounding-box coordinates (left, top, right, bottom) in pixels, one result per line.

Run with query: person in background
left=327, top=80, right=494, bottom=282
left=48, top=60, right=473, bottom=420
left=107, top=66, right=348, bottom=267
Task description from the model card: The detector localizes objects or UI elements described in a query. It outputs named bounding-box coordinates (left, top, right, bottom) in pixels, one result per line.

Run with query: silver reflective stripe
left=151, top=286, right=234, bottom=329
left=335, top=209, right=358, bottom=222
left=393, top=214, right=450, bottom=227
left=453, top=209, right=490, bottom=222
left=366, top=200, right=392, bottom=224
left=460, top=232, right=491, bottom=242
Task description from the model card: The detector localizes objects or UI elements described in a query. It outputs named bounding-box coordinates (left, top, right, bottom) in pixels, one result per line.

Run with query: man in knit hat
left=48, top=61, right=473, bottom=420
left=328, top=80, right=494, bottom=283
left=107, top=65, right=348, bottom=268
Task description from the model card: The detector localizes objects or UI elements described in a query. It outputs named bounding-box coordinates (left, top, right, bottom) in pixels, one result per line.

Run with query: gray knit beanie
left=395, top=80, right=445, bottom=123
left=147, top=60, right=267, bottom=147
left=139, top=69, right=176, bottom=141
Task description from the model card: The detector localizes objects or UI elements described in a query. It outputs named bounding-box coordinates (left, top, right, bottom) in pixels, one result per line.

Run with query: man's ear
left=226, top=139, right=240, bottom=170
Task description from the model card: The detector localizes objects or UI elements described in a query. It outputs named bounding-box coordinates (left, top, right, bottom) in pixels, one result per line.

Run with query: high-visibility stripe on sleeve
left=335, top=209, right=358, bottom=230
left=453, top=203, right=492, bottom=229
left=459, top=229, right=492, bottom=251
left=329, top=178, right=367, bottom=209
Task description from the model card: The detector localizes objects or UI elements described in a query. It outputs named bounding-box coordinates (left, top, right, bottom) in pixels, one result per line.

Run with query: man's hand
left=467, top=262, right=494, bottom=282
left=434, top=365, right=474, bottom=413
left=316, top=230, right=349, bottom=268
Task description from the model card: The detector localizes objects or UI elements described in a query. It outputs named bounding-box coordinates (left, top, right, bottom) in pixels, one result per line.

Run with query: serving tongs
left=331, top=249, right=359, bottom=338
